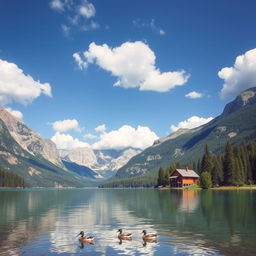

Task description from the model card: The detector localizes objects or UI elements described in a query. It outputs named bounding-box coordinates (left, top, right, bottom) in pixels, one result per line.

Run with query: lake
left=0, top=188, right=255, bottom=256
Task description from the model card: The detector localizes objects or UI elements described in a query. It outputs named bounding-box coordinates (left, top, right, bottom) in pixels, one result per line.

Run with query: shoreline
left=158, top=185, right=256, bottom=191
left=211, top=185, right=256, bottom=190
left=1, top=185, right=256, bottom=190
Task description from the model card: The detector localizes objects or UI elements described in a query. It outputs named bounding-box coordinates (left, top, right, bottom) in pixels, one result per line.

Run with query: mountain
left=62, top=160, right=102, bottom=179
left=0, top=108, right=92, bottom=187
left=115, top=87, right=256, bottom=179
left=59, top=147, right=142, bottom=177
left=0, top=108, right=62, bottom=167
left=60, top=147, right=97, bottom=169
left=221, top=87, right=256, bottom=116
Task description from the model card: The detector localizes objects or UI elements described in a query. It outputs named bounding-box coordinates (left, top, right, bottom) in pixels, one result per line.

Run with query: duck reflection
left=79, top=240, right=95, bottom=249
left=1, top=188, right=256, bottom=256
left=142, top=239, right=157, bottom=247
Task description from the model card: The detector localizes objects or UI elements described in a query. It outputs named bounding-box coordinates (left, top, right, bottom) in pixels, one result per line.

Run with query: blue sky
left=0, top=0, right=256, bottom=150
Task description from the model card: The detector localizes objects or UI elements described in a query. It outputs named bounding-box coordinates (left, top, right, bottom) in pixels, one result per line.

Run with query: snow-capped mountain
left=59, top=147, right=142, bottom=173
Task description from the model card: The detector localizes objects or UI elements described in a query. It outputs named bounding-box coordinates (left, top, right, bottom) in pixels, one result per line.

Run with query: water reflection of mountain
left=0, top=189, right=160, bottom=256
left=0, top=189, right=94, bottom=255
left=112, top=189, right=256, bottom=256
left=0, top=189, right=256, bottom=256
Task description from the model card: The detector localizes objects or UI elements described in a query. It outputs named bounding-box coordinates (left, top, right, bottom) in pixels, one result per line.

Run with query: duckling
left=117, top=228, right=132, bottom=240
left=141, top=230, right=157, bottom=242
left=77, top=231, right=95, bottom=244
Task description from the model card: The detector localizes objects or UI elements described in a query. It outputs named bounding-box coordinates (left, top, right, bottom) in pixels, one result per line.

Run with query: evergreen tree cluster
left=0, top=167, right=26, bottom=188
left=100, top=140, right=256, bottom=189
left=99, top=172, right=157, bottom=188
left=198, top=141, right=256, bottom=187
left=157, top=162, right=180, bottom=187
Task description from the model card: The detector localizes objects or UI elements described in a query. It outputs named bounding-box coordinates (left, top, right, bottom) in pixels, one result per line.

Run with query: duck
left=141, top=230, right=157, bottom=242
left=77, top=231, right=95, bottom=244
left=117, top=228, right=132, bottom=240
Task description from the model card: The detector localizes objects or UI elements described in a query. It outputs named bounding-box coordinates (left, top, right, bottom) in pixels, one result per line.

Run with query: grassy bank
left=159, top=185, right=256, bottom=191
left=159, top=185, right=202, bottom=191
left=211, top=185, right=256, bottom=190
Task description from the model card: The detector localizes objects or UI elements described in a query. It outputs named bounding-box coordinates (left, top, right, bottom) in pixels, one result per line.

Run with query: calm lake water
left=0, top=188, right=255, bottom=256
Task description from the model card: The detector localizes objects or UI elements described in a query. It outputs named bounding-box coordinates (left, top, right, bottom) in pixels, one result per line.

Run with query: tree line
left=100, top=140, right=256, bottom=188
left=199, top=141, right=256, bottom=188
left=0, top=167, right=27, bottom=188
left=157, top=162, right=181, bottom=187
left=99, top=172, right=157, bottom=188
left=157, top=140, right=256, bottom=188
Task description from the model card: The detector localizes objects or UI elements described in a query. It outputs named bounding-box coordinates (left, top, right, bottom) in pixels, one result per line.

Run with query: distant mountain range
left=59, top=147, right=142, bottom=178
left=1, top=87, right=256, bottom=187
left=0, top=107, right=141, bottom=187
left=115, top=87, right=256, bottom=179
left=0, top=108, right=92, bottom=187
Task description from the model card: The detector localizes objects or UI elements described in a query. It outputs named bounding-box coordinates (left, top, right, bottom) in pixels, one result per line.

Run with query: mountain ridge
left=115, top=87, right=256, bottom=179
left=59, top=147, right=142, bottom=174
left=0, top=108, right=94, bottom=187
left=0, top=108, right=62, bottom=166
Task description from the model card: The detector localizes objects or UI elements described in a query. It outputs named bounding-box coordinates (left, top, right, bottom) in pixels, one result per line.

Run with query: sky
left=0, top=0, right=256, bottom=151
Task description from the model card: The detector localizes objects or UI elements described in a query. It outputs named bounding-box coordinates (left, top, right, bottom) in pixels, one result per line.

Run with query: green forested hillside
left=110, top=88, right=256, bottom=186
left=116, top=103, right=256, bottom=179
left=0, top=120, right=90, bottom=187
left=155, top=141, right=256, bottom=189
left=0, top=167, right=26, bottom=188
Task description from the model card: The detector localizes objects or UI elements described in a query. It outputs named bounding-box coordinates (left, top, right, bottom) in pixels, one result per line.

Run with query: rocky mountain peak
left=59, top=147, right=97, bottom=168
left=0, top=107, right=62, bottom=166
left=222, top=87, right=256, bottom=116
left=59, top=147, right=142, bottom=172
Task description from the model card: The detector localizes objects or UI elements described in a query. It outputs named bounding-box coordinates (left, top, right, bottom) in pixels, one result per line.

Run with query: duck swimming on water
left=77, top=231, right=95, bottom=244
left=141, top=230, right=157, bottom=242
left=117, top=229, right=132, bottom=240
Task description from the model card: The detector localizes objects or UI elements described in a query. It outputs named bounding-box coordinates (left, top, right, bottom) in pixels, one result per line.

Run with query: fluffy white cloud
left=79, top=0, right=96, bottom=18
left=218, top=48, right=256, bottom=98
left=170, top=116, right=213, bottom=132
left=92, top=125, right=159, bottom=150
left=73, top=41, right=189, bottom=92
left=95, top=124, right=106, bottom=133
left=83, top=133, right=97, bottom=139
left=50, top=0, right=64, bottom=12
left=51, top=119, right=81, bottom=132
left=185, top=91, right=203, bottom=99
left=51, top=132, right=89, bottom=150
left=0, top=59, right=52, bottom=105
left=5, top=107, right=23, bottom=120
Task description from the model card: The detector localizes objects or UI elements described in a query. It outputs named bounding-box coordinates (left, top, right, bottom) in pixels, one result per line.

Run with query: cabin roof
left=172, top=169, right=199, bottom=178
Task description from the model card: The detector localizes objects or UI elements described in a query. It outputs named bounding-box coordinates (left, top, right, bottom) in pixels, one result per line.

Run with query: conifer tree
left=200, top=171, right=212, bottom=189
left=197, top=159, right=201, bottom=174
left=246, top=153, right=253, bottom=184
left=201, top=144, right=213, bottom=173
left=157, top=167, right=165, bottom=186
left=233, top=158, right=243, bottom=186
left=211, top=155, right=222, bottom=186
left=164, top=170, right=170, bottom=186
left=216, top=155, right=224, bottom=184
left=223, top=141, right=235, bottom=185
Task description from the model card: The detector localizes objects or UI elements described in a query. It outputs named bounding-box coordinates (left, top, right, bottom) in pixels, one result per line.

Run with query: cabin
left=169, top=168, right=199, bottom=187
